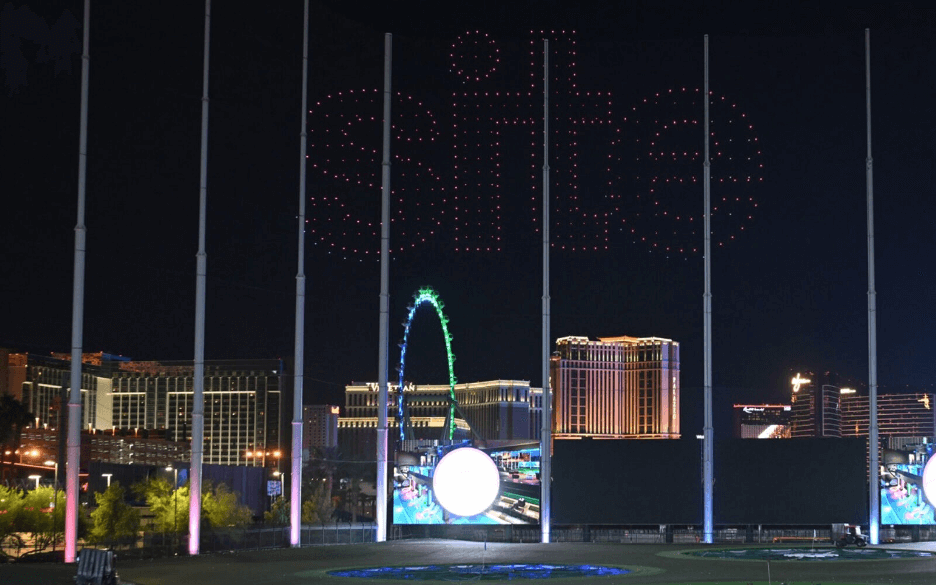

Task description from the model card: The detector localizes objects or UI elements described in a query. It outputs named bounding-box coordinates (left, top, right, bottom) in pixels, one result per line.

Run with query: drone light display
left=307, top=30, right=763, bottom=260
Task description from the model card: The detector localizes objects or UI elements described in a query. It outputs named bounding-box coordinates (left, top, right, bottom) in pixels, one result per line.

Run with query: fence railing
left=386, top=524, right=936, bottom=545
left=12, top=522, right=931, bottom=561
left=80, top=522, right=378, bottom=560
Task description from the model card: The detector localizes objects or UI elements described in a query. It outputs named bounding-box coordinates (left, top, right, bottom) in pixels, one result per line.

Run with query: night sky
left=4, top=2, right=935, bottom=435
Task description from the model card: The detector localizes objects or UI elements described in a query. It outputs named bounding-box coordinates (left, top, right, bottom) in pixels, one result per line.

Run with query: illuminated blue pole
left=290, top=0, right=309, bottom=548
left=702, top=34, right=714, bottom=544
left=540, top=38, right=552, bottom=545
left=190, top=0, right=211, bottom=556
left=865, top=28, right=880, bottom=545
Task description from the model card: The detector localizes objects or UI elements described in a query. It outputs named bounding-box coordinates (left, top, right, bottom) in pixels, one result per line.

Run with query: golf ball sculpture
left=922, top=453, right=935, bottom=506
left=432, top=447, right=500, bottom=518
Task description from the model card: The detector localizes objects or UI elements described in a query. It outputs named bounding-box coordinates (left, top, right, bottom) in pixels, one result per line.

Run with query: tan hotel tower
left=550, top=336, right=680, bottom=439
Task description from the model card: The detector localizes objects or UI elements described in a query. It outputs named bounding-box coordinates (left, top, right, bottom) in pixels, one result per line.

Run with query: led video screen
left=552, top=438, right=867, bottom=525
left=552, top=439, right=702, bottom=524
left=393, top=442, right=540, bottom=525
left=881, top=442, right=936, bottom=525
left=715, top=438, right=867, bottom=524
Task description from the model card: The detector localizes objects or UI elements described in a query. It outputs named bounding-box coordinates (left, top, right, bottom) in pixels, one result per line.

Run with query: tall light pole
left=45, top=460, right=59, bottom=492
left=540, top=37, right=552, bottom=545
left=190, top=0, right=211, bottom=556
left=375, top=32, right=392, bottom=544
left=290, top=0, right=310, bottom=549
left=65, top=0, right=91, bottom=564
left=701, top=33, right=715, bottom=545
left=864, top=28, right=880, bottom=546
left=166, top=466, right=178, bottom=549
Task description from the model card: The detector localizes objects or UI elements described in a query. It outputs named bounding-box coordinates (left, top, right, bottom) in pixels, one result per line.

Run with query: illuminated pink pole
left=290, top=0, right=309, bottom=548
left=189, top=0, right=211, bottom=556
left=65, top=0, right=90, bottom=564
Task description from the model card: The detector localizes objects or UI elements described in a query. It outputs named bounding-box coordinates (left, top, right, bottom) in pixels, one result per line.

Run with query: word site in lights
left=392, top=442, right=540, bottom=525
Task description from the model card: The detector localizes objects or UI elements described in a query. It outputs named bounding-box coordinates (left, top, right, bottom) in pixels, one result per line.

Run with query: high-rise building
left=732, top=404, right=792, bottom=439
left=6, top=352, right=283, bottom=469
left=550, top=336, right=680, bottom=439
left=841, top=390, right=935, bottom=442
left=12, top=353, right=115, bottom=432
left=787, top=370, right=934, bottom=443
left=452, top=380, right=540, bottom=441
left=789, top=370, right=844, bottom=438
left=110, top=359, right=282, bottom=467
left=303, top=404, right=339, bottom=462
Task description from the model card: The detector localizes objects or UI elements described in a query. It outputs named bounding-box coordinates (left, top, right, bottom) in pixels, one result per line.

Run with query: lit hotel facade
left=550, top=336, right=680, bottom=439
left=110, top=359, right=282, bottom=466
left=338, top=380, right=542, bottom=459
left=4, top=352, right=281, bottom=468
left=788, top=370, right=934, bottom=443
left=732, top=404, right=792, bottom=439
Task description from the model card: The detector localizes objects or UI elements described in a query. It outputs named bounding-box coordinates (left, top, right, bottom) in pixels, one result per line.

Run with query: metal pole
left=702, top=34, right=715, bottom=544
left=540, top=38, right=552, bottom=544
left=865, top=28, right=880, bottom=546
left=166, top=467, right=178, bottom=551
left=290, top=0, right=310, bottom=548
left=190, top=0, right=211, bottom=556
left=376, top=33, right=392, bottom=543
left=65, top=0, right=90, bottom=564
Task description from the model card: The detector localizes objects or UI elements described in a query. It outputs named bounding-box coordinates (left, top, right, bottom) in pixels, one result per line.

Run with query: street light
left=102, top=473, right=112, bottom=488
left=166, top=466, right=178, bottom=549
left=44, top=460, right=59, bottom=492
left=28, top=475, right=41, bottom=490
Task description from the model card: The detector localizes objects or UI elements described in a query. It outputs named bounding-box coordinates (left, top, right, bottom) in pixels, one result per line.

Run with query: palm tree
left=0, top=394, right=34, bottom=482
left=307, top=446, right=341, bottom=505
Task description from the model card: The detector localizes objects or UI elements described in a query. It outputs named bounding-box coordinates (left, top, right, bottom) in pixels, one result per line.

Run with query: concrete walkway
left=4, top=540, right=934, bottom=584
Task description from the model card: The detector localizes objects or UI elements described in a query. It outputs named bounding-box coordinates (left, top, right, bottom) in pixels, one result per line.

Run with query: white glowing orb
left=923, top=454, right=936, bottom=507
left=432, top=447, right=500, bottom=518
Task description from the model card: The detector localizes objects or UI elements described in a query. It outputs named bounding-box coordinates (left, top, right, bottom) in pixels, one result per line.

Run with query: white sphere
left=432, top=447, right=500, bottom=518
left=922, top=454, right=936, bottom=509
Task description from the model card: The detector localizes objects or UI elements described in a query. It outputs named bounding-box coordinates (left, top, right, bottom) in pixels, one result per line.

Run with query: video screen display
left=393, top=441, right=540, bottom=525
left=552, top=439, right=702, bottom=524
left=881, top=442, right=936, bottom=525
left=552, top=438, right=867, bottom=525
